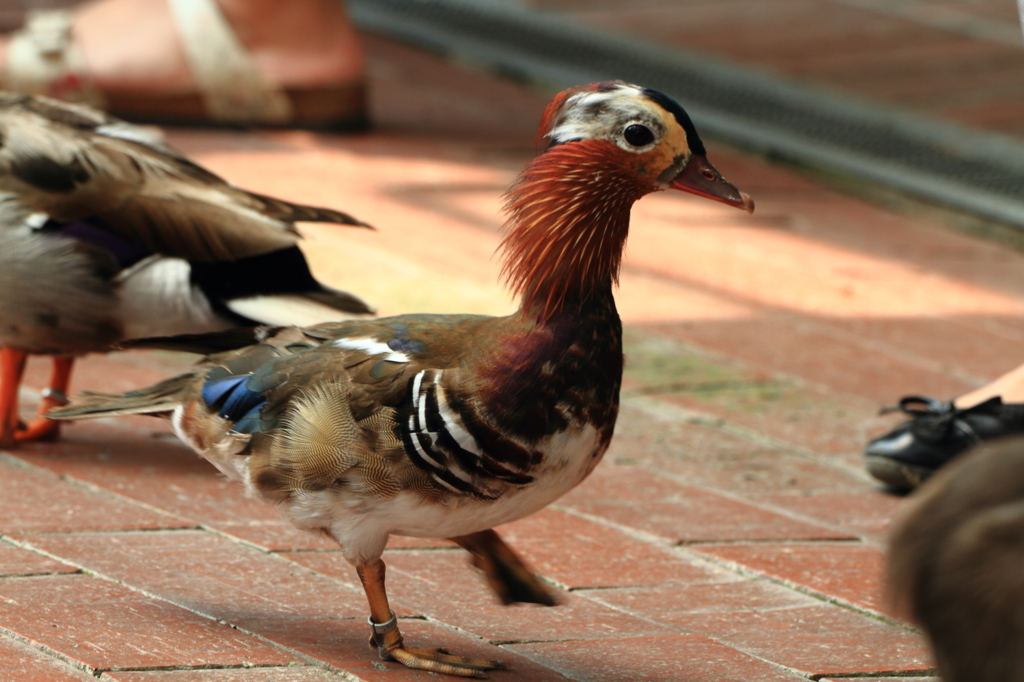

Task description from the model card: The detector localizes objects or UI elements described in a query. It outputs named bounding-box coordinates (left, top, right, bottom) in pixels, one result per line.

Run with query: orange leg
left=0, top=348, right=29, bottom=448
left=355, top=558, right=506, bottom=678
left=15, top=355, right=73, bottom=442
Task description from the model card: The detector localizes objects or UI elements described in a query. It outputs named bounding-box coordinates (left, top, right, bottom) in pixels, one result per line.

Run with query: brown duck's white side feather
left=114, top=256, right=229, bottom=340
left=49, top=81, right=754, bottom=676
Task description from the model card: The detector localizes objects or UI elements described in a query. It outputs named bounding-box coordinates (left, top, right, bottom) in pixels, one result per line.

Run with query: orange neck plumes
left=499, top=140, right=648, bottom=321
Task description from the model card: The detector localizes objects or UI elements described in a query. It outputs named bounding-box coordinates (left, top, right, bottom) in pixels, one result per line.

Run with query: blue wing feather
left=201, top=376, right=248, bottom=408
left=232, top=403, right=267, bottom=434
left=201, top=375, right=265, bottom=421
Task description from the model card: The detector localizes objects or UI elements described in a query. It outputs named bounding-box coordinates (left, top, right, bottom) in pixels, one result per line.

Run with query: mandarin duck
left=48, top=81, right=753, bottom=677
left=0, top=93, right=374, bottom=447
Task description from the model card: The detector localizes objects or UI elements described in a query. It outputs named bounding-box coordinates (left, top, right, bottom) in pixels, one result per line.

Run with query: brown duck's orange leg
left=0, top=348, right=29, bottom=448
left=356, top=558, right=506, bottom=678
left=451, top=529, right=557, bottom=606
left=15, top=356, right=73, bottom=443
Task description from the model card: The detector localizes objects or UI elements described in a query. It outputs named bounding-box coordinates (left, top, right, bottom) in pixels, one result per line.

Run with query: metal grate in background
left=351, top=0, right=1024, bottom=228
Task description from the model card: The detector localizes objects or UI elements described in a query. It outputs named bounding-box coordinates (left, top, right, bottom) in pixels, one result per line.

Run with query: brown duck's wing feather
left=61, top=311, right=516, bottom=431
left=244, top=190, right=370, bottom=227
left=191, top=332, right=432, bottom=501
left=0, top=95, right=369, bottom=262
left=189, top=313, right=500, bottom=422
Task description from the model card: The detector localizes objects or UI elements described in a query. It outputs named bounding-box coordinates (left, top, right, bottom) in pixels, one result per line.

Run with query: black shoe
left=864, top=395, right=1024, bottom=490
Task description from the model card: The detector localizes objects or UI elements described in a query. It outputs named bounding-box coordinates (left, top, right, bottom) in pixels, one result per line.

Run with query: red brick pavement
left=3, top=16, right=1019, bottom=681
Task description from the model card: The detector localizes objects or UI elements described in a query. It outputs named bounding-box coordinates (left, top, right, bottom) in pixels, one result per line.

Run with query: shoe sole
left=864, top=455, right=935, bottom=491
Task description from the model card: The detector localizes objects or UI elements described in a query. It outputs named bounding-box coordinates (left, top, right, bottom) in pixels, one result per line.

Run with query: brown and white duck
left=0, top=93, right=374, bottom=446
left=49, top=81, right=753, bottom=677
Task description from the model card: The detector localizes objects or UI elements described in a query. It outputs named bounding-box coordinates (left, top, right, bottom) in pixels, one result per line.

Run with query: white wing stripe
left=431, top=475, right=462, bottom=493
left=434, top=377, right=484, bottom=459
left=407, top=416, right=445, bottom=470
left=417, top=380, right=430, bottom=440
left=410, top=370, right=425, bottom=430
left=444, top=460, right=475, bottom=484
left=332, top=337, right=410, bottom=363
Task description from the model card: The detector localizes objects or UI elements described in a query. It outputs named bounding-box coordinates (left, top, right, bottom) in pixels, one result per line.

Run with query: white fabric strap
left=168, top=0, right=293, bottom=124
left=1018, top=0, right=1024, bottom=44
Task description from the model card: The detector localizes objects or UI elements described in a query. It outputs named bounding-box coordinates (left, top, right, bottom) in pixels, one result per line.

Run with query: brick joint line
left=808, top=669, right=939, bottom=680
left=0, top=626, right=100, bottom=678
left=686, top=550, right=921, bottom=630
left=0, top=451, right=192, bottom=526
left=94, top=662, right=339, bottom=673
left=4, top=526, right=204, bottom=536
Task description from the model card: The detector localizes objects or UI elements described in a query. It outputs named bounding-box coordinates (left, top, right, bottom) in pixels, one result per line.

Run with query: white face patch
left=546, top=83, right=667, bottom=153
left=332, top=336, right=410, bottom=363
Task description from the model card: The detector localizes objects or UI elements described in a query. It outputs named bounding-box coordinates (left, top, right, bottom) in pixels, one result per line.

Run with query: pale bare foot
left=0, top=0, right=364, bottom=97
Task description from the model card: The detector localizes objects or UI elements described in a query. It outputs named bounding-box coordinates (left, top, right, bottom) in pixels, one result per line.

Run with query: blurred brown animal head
left=888, top=436, right=1024, bottom=682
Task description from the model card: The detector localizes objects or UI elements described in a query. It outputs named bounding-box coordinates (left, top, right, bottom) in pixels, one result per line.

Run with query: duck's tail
left=46, top=373, right=194, bottom=420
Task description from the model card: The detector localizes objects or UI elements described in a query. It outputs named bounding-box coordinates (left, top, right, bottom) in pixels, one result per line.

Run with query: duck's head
left=535, top=80, right=754, bottom=212
left=502, top=81, right=753, bottom=320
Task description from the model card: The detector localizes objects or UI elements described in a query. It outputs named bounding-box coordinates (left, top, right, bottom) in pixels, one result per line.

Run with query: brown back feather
left=0, top=94, right=370, bottom=263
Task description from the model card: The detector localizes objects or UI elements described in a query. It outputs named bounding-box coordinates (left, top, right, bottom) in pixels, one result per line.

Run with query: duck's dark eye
left=623, top=124, right=655, bottom=147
